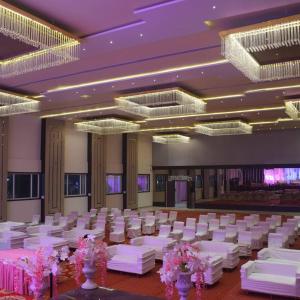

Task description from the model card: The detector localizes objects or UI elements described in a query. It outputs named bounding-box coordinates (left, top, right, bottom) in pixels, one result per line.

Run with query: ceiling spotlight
left=139, top=33, right=144, bottom=37
left=80, top=94, right=90, bottom=99
left=212, top=5, right=216, bottom=9
left=112, top=85, right=115, bottom=88
left=82, top=48, right=86, bottom=51
left=176, top=74, right=179, bottom=78
left=109, top=40, right=113, bottom=44
left=201, top=71, right=204, bottom=74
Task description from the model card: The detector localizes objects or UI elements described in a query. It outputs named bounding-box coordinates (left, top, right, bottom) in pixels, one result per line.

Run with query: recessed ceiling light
left=75, top=91, right=79, bottom=94
left=220, top=100, right=223, bottom=103
left=112, top=85, right=115, bottom=88
left=153, top=79, right=156, bottom=82
left=80, top=94, right=90, bottom=99
left=109, top=40, right=113, bottom=44
left=212, top=5, right=216, bottom=9
left=131, top=82, right=135, bottom=85
left=201, top=71, right=204, bottom=74
left=82, top=48, right=86, bottom=51
left=240, top=98, right=243, bottom=102
left=176, top=74, right=179, bottom=78
left=92, top=88, right=96, bottom=92
left=139, top=33, right=144, bottom=37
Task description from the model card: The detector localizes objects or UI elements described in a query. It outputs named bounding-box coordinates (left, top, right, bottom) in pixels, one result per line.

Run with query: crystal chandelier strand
left=0, top=101, right=39, bottom=116
left=0, top=5, right=76, bottom=49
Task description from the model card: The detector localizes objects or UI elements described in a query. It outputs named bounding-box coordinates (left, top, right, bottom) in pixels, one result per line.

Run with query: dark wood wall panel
left=0, top=118, right=8, bottom=221
left=91, top=134, right=106, bottom=209
left=44, top=119, right=65, bottom=215
left=126, top=133, right=138, bottom=209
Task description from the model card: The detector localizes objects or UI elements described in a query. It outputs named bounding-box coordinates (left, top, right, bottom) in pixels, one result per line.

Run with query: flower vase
left=81, top=259, right=98, bottom=290
left=175, top=272, right=192, bottom=300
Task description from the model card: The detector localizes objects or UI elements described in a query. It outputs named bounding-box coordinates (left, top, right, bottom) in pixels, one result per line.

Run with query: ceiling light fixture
left=75, top=118, right=140, bottom=135
left=45, top=59, right=227, bottom=93
left=116, top=88, right=206, bottom=118
left=0, top=2, right=79, bottom=78
left=0, top=90, right=39, bottom=116
left=285, top=100, right=300, bottom=119
left=153, top=134, right=190, bottom=144
left=195, top=120, right=252, bottom=136
left=221, top=15, right=300, bottom=81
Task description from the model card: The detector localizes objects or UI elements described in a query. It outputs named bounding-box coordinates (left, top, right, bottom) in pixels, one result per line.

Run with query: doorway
left=175, top=180, right=188, bottom=208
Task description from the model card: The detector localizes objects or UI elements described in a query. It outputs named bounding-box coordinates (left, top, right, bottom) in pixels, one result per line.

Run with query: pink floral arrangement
left=159, top=243, right=208, bottom=300
left=69, top=235, right=108, bottom=286
left=18, top=246, right=69, bottom=300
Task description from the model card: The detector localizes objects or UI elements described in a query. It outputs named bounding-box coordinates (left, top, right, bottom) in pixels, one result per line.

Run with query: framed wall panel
left=44, top=119, right=65, bottom=215
left=0, top=118, right=8, bottom=221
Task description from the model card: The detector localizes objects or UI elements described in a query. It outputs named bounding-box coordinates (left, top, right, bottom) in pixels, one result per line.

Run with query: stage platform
left=195, top=199, right=300, bottom=212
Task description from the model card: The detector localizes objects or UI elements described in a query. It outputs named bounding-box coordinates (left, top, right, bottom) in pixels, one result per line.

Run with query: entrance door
left=175, top=180, right=187, bottom=208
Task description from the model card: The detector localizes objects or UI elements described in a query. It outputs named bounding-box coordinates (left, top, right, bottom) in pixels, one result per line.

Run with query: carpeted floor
left=3, top=210, right=299, bottom=300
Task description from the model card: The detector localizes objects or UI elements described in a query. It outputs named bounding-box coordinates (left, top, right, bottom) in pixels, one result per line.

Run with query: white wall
left=137, top=134, right=153, bottom=208
left=106, top=134, right=123, bottom=209
left=7, top=115, right=41, bottom=221
left=64, top=123, right=88, bottom=215
left=153, top=129, right=300, bottom=167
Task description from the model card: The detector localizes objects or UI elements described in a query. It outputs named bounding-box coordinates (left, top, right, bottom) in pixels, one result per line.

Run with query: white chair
left=258, top=247, right=300, bottom=263
left=227, top=213, right=236, bottom=225
left=93, top=220, right=106, bottom=232
left=158, top=224, right=171, bottom=238
left=249, top=214, right=260, bottom=224
left=212, top=229, right=226, bottom=242
left=195, top=223, right=209, bottom=241
left=100, top=207, right=108, bottom=215
left=110, top=222, right=125, bottom=243
left=198, top=214, right=208, bottom=224
left=268, top=232, right=288, bottom=249
left=271, top=215, right=282, bottom=227
left=168, top=211, right=177, bottom=225
left=193, top=240, right=240, bottom=269
left=236, top=220, right=247, bottom=232
left=257, top=221, right=270, bottom=243
left=265, top=218, right=276, bottom=232
left=250, top=226, right=264, bottom=250
left=156, top=212, right=168, bottom=230
left=76, top=217, right=89, bottom=229
left=170, top=221, right=184, bottom=240
left=281, top=223, right=296, bottom=245
left=185, top=218, right=196, bottom=230
left=130, top=236, right=176, bottom=260
left=238, top=231, right=252, bottom=257
left=241, top=260, right=300, bottom=298
left=29, top=215, right=40, bottom=226
left=181, top=227, right=196, bottom=243
left=208, top=219, right=220, bottom=239
left=45, top=216, right=54, bottom=226
left=127, top=218, right=142, bottom=239
left=220, top=215, right=230, bottom=228
left=107, top=244, right=156, bottom=274
left=26, top=224, right=63, bottom=237
left=90, top=208, right=98, bottom=217
left=207, top=213, right=216, bottom=221
left=143, top=216, right=156, bottom=235
left=225, top=225, right=238, bottom=243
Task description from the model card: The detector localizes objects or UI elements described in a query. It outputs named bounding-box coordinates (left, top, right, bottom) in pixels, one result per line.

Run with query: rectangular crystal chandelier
left=195, top=120, right=252, bottom=136
left=285, top=100, right=300, bottom=119
left=0, top=90, right=39, bottom=116
left=0, top=2, right=79, bottom=77
left=75, top=118, right=140, bottom=135
left=153, top=134, right=190, bottom=144
left=116, top=88, right=206, bottom=118
left=221, top=15, right=300, bottom=81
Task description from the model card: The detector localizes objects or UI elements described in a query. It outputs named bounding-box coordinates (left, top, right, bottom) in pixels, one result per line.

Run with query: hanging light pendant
left=221, top=15, right=300, bottom=81
left=195, top=120, right=252, bottom=136
left=74, top=118, right=140, bottom=135
left=152, top=134, right=190, bottom=144
left=116, top=88, right=206, bottom=118
left=0, top=1, right=79, bottom=78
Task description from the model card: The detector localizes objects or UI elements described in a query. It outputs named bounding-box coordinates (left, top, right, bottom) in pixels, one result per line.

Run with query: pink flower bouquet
left=159, top=243, right=208, bottom=300
left=69, top=235, right=108, bottom=286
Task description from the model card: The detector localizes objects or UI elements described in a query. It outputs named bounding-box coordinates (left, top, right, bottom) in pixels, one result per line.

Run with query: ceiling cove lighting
left=40, top=106, right=117, bottom=118
left=116, top=88, right=206, bottom=118
left=0, top=90, right=39, bottom=116
left=195, top=120, right=252, bottom=136
left=74, top=118, right=140, bottom=135
left=0, top=1, right=79, bottom=77
left=285, top=100, right=300, bottom=119
left=45, top=59, right=227, bottom=93
left=221, top=15, right=300, bottom=81
left=152, top=134, right=190, bottom=144
left=139, top=126, right=194, bottom=132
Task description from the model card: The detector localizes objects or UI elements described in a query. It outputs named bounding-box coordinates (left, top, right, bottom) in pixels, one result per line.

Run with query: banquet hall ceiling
left=2, top=0, right=300, bottom=133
